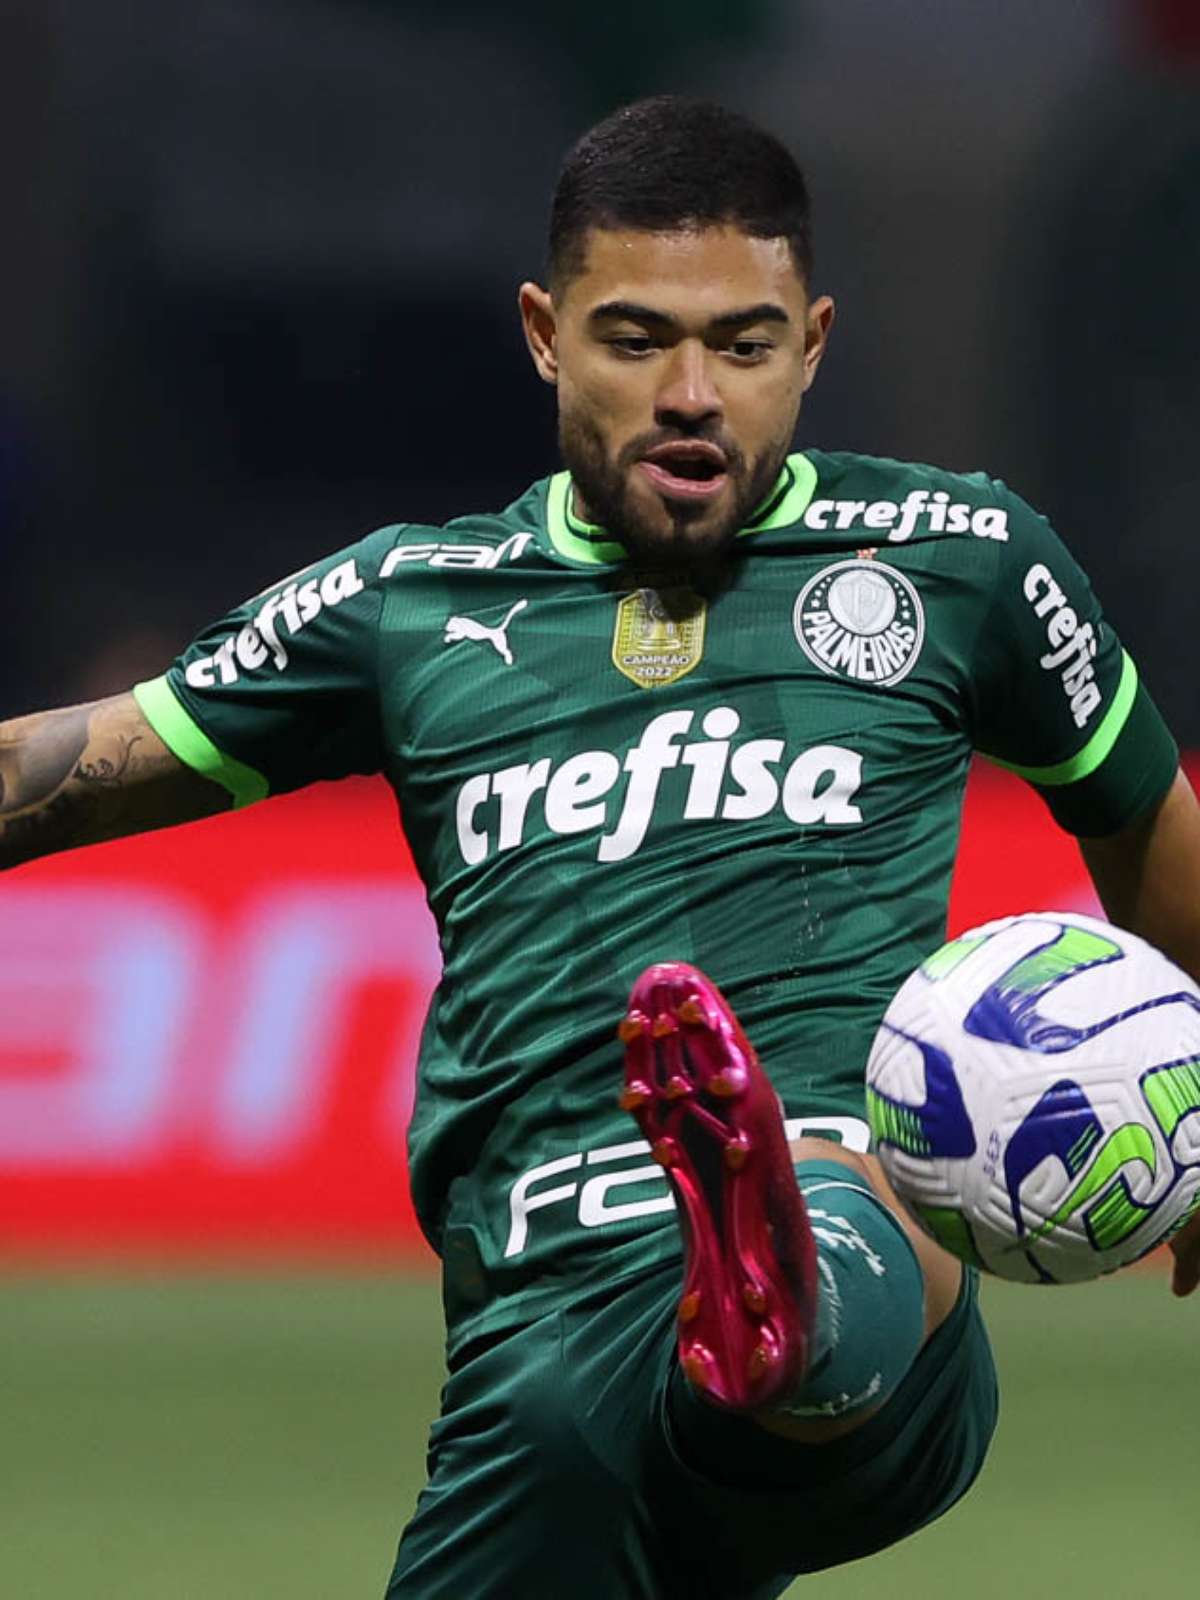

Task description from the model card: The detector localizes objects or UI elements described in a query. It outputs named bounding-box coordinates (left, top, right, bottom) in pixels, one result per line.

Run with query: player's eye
left=606, top=334, right=658, bottom=357
left=726, top=338, right=774, bottom=363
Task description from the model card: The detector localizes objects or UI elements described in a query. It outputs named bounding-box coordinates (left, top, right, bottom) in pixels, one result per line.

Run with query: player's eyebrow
left=708, top=303, right=791, bottom=330
left=588, top=300, right=791, bottom=330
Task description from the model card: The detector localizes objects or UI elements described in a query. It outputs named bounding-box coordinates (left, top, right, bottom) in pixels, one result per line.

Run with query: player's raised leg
left=619, top=962, right=818, bottom=1409
left=619, top=961, right=961, bottom=1437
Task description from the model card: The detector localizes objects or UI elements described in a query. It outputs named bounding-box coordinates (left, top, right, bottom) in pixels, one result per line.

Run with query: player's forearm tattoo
left=0, top=707, right=144, bottom=868
left=0, top=696, right=231, bottom=870
left=0, top=707, right=90, bottom=815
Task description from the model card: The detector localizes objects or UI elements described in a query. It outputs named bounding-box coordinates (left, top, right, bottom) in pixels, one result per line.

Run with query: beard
left=558, top=407, right=788, bottom=590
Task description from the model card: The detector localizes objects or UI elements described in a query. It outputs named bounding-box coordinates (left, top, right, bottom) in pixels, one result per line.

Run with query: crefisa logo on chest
left=793, top=558, right=924, bottom=687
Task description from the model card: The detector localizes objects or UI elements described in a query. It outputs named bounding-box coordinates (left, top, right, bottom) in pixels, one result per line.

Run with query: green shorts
left=385, top=1261, right=998, bottom=1599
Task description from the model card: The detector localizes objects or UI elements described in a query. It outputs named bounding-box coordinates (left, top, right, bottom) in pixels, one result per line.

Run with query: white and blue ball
left=867, top=911, right=1200, bottom=1284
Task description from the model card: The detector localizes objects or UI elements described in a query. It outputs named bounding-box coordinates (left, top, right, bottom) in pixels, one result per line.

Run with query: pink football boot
left=618, top=962, right=818, bottom=1411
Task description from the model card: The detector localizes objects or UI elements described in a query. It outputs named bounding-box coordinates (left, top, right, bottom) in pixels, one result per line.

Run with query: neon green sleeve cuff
left=133, top=676, right=270, bottom=809
left=984, top=655, right=1177, bottom=836
left=986, top=651, right=1138, bottom=787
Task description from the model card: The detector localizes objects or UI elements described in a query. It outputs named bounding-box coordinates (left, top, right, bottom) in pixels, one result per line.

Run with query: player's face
left=520, top=225, right=833, bottom=575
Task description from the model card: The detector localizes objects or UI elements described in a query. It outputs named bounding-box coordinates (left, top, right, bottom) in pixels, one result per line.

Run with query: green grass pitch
left=1, top=1264, right=1190, bottom=1598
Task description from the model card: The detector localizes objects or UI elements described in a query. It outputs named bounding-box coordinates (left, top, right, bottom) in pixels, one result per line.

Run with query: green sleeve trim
left=986, top=651, right=1138, bottom=787
left=133, top=676, right=270, bottom=809
left=544, top=452, right=818, bottom=564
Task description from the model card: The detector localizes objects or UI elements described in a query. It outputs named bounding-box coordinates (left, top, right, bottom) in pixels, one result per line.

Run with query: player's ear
left=801, top=294, right=835, bottom=393
left=518, top=282, right=558, bottom=386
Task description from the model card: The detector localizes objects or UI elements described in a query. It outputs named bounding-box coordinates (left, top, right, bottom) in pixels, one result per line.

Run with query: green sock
left=775, top=1158, right=925, bottom=1422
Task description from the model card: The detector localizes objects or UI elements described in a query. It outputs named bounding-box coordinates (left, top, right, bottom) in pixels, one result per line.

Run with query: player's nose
left=654, top=339, right=723, bottom=430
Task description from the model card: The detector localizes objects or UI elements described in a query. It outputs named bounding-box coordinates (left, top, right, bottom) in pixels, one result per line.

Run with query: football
left=866, top=911, right=1200, bottom=1284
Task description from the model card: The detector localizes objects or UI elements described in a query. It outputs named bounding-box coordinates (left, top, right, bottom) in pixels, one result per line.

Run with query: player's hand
left=1168, top=1210, right=1200, bottom=1297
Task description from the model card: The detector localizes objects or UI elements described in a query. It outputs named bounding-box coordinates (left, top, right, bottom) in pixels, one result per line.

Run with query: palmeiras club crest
left=612, top=587, right=707, bottom=688
left=793, top=558, right=924, bottom=687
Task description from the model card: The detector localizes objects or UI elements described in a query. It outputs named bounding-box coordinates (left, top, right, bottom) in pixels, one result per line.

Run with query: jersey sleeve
left=132, top=529, right=397, bottom=805
left=966, top=486, right=1177, bottom=836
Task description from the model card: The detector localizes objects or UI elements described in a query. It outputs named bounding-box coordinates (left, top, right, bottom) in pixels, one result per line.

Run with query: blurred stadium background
left=2, top=1, right=1198, bottom=1595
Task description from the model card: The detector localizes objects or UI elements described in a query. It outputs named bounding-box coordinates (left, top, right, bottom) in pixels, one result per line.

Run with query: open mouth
left=638, top=443, right=730, bottom=502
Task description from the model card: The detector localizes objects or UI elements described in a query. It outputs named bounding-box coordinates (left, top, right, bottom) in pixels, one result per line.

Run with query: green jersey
left=136, top=450, right=1177, bottom=1352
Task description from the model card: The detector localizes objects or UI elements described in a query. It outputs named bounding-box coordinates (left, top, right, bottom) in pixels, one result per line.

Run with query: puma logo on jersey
left=444, top=599, right=528, bottom=665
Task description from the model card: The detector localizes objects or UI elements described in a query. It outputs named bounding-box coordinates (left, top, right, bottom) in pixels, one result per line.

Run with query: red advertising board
left=0, top=759, right=1170, bottom=1257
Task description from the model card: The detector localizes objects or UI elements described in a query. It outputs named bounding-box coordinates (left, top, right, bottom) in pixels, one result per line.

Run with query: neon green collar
left=544, top=452, right=818, bottom=566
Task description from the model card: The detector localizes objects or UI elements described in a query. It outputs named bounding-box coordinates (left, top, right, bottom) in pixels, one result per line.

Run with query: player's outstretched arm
left=1080, top=768, right=1200, bottom=1297
left=1080, top=769, right=1200, bottom=983
left=0, top=692, right=231, bottom=871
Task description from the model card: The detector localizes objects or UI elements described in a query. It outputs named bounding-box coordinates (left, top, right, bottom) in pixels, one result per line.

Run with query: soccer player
left=4, top=97, right=1200, bottom=1598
